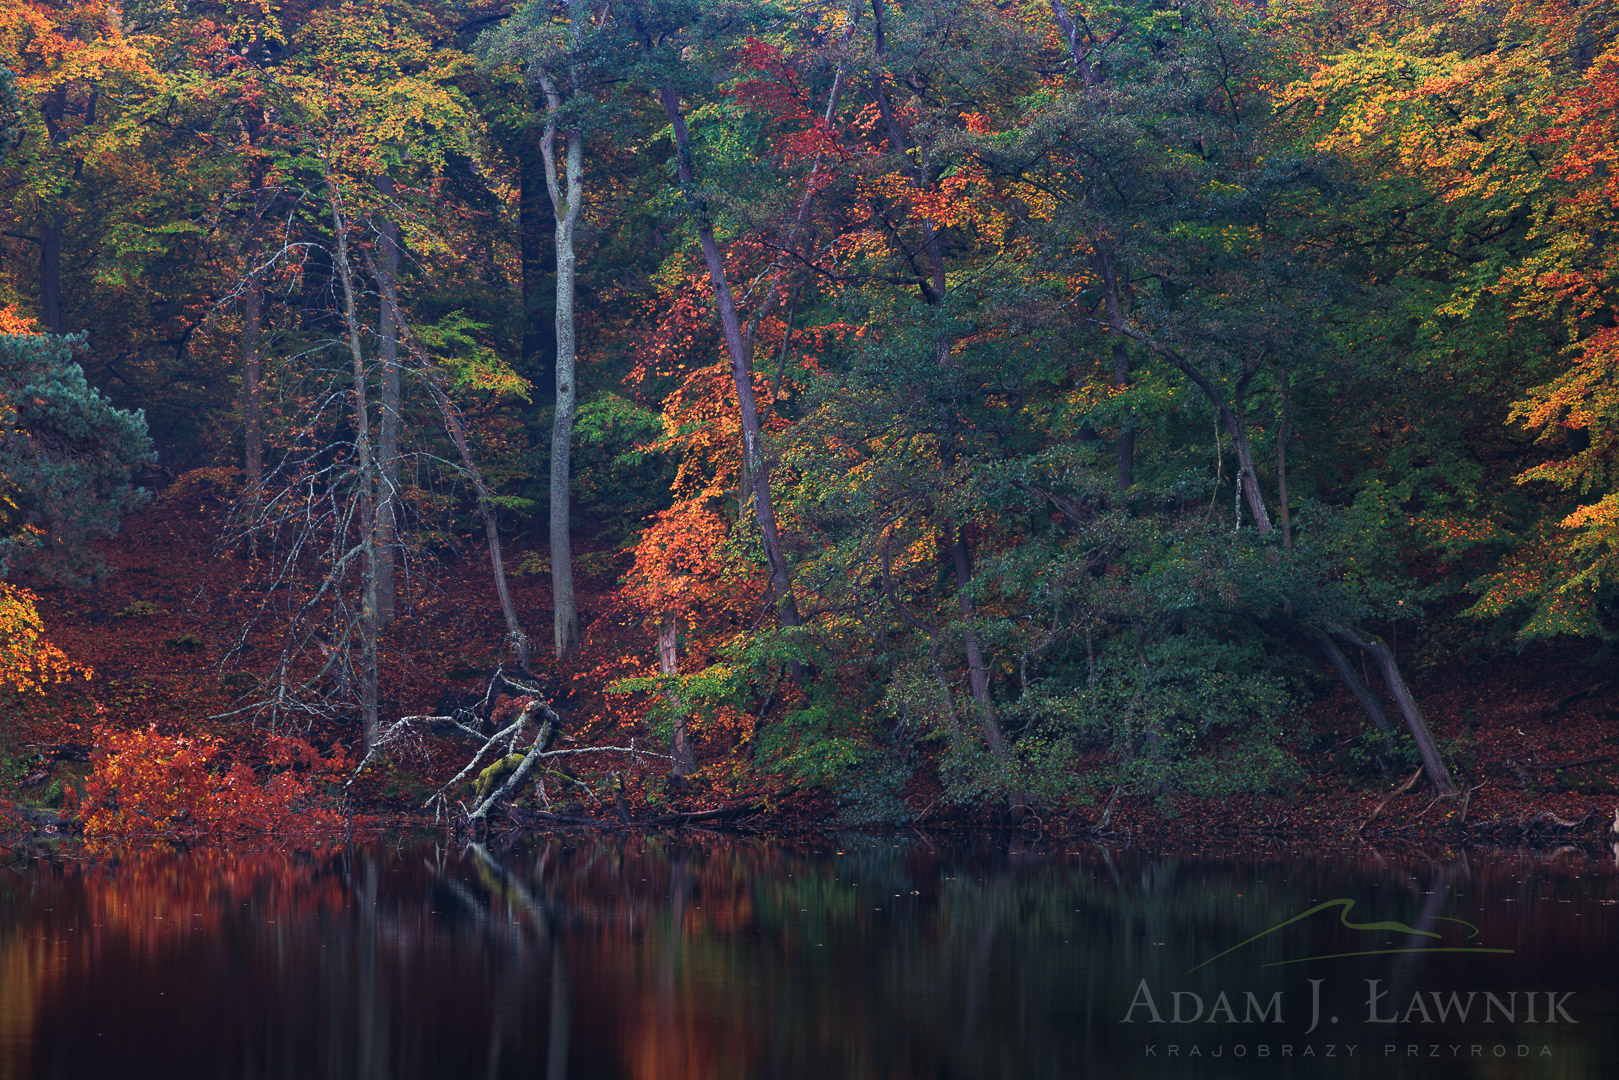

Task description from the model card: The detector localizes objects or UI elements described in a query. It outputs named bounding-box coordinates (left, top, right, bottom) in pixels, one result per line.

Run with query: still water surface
left=0, top=836, right=1615, bottom=1078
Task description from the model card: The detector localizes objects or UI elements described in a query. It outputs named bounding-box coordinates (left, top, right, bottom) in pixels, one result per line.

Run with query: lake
left=0, top=836, right=1614, bottom=1078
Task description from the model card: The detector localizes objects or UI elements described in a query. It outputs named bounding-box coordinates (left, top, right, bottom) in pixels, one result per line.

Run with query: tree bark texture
left=1301, top=625, right=1395, bottom=777
left=375, top=175, right=402, bottom=623
left=372, top=263, right=533, bottom=672
left=518, top=113, right=558, bottom=402
left=658, top=619, right=697, bottom=780
left=537, top=20, right=584, bottom=659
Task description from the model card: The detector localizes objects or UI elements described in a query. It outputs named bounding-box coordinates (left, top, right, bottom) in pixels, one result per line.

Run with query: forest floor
left=4, top=484, right=1619, bottom=854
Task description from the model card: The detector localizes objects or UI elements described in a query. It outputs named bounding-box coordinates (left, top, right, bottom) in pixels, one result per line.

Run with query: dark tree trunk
left=1302, top=626, right=1395, bottom=777
left=39, top=210, right=63, bottom=335
left=1327, top=622, right=1457, bottom=795
left=1095, top=247, right=1133, bottom=492
left=1278, top=366, right=1293, bottom=550
left=657, top=85, right=799, bottom=628
left=950, top=530, right=1005, bottom=753
left=328, top=192, right=380, bottom=751
left=39, top=87, right=67, bottom=335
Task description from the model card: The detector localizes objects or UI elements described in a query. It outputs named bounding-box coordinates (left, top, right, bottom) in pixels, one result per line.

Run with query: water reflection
left=0, top=838, right=1615, bottom=1078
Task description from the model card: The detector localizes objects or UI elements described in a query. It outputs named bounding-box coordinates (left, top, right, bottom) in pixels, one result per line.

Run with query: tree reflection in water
left=0, top=837, right=1615, bottom=1078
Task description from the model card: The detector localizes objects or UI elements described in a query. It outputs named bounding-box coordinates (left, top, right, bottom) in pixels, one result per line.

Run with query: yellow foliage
left=0, top=583, right=87, bottom=693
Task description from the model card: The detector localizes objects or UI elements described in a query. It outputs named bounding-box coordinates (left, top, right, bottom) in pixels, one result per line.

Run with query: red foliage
left=72, top=725, right=351, bottom=851
left=728, top=38, right=848, bottom=166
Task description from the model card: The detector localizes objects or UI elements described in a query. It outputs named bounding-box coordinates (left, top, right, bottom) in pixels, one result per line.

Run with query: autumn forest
left=3, top=0, right=1619, bottom=846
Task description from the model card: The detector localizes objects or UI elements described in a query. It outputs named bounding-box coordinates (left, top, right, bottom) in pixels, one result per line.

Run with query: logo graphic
left=1191, top=899, right=1514, bottom=971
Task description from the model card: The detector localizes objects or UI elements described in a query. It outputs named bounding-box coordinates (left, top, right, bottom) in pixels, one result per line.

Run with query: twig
left=1359, top=766, right=1423, bottom=833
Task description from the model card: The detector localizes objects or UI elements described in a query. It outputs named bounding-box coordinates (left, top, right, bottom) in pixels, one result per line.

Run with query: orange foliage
left=0, top=582, right=86, bottom=693
left=625, top=500, right=765, bottom=631
left=73, top=725, right=350, bottom=851
left=0, top=306, right=37, bottom=335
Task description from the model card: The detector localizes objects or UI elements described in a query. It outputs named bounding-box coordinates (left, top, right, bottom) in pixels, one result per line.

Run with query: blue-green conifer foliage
left=0, top=333, right=153, bottom=583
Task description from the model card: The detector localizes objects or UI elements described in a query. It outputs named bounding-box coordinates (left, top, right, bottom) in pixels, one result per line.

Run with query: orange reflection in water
left=0, top=840, right=1615, bottom=1080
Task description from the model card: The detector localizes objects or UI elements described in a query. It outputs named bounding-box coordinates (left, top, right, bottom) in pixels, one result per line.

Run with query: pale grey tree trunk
left=658, top=618, right=697, bottom=781
left=375, top=177, right=402, bottom=623
left=536, top=13, right=585, bottom=658
left=328, top=187, right=380, bottom=751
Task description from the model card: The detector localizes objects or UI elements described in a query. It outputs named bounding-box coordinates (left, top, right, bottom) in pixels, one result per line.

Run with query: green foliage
left=0, top=65, right=20, bottom=166
left=570, top=394, right=672, bottom=527
left=0, top=333, right=152, bottom=584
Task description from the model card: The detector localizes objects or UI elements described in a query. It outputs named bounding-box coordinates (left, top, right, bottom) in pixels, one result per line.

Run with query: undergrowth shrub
left=72, top=725, right=350, bottom=850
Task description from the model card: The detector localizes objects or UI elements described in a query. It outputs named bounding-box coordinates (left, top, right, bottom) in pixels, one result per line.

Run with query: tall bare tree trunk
left=375, top=177, right=402, bottom=624
left=1048, top=0, right=1137, bottom=492
left=328, top=188, right=380, bottom=751
left=537, top=17, right=584, bottom=659
left=440, top=398, right=531, bottom=673
left=241, top=115, right=268, bottom=497
left=519, top=106, right=558, bottom=403
left=657, top=86, right=800, bottom=628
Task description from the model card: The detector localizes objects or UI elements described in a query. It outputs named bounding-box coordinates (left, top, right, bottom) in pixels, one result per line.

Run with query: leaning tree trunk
left=328, top=188, right=380, bottom=751
left=1294, top=623, right=1395, bottom=777
left=537, top=24, right=584, bottom=659
left=657, top=85, right=799, bottom=628
left=375, top=176, right=402, bottom=624
left=1327, top=622, right=1457, bottom=795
